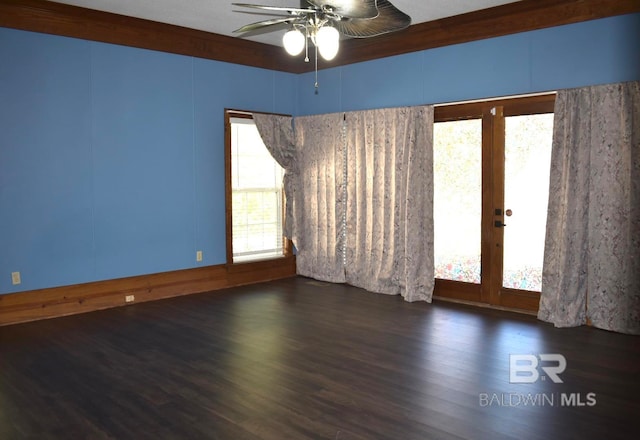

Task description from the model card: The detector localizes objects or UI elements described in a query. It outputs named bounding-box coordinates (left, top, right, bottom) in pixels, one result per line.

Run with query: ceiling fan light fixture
left=316, top=25, right=340, bottom=61
left=233, top=1, right=411, bottom=89
left=282, top=28, right=305, bottom=56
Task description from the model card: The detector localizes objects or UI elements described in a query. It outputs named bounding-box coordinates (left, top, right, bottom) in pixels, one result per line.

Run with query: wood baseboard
left=0, top=256, right=296, bottom=326
left=433, top=296, right=538, bottom=317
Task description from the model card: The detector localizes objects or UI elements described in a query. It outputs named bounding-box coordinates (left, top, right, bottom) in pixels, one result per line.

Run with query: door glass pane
left=434, top=119, right=482, bottom=283
left=503, top=114, right=554, bottom=291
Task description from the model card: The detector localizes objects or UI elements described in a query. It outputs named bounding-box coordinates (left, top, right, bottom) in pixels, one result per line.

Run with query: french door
left=432, top=95, right=555, bottom=312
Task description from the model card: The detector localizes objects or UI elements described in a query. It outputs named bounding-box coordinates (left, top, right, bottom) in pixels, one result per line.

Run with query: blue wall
left=296, top=13, right=640, bottom=115
left=1, top=13, right=638, bottom=294
left=0, top=28, right=296, bottom=294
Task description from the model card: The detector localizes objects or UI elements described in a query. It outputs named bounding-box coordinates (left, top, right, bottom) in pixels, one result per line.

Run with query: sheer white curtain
left=539, top=81, right=640, bottom=335
left=292, top=106, right=434, bottom=302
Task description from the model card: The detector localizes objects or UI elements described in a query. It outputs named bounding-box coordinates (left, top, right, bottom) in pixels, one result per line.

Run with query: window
left=225, top=111, right=286, bottom=263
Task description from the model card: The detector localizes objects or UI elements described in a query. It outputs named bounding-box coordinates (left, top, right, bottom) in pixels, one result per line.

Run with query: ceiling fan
left=232, top=1, right=411, bottom=89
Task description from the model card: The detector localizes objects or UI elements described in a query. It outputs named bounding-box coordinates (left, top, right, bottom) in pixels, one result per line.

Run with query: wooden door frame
left=433, top=94, right=555, bottom=312
left=484, top=105, right=504, bottom=306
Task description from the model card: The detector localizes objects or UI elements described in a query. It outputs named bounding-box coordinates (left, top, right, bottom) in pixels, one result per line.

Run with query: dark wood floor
left=1, top=277, right=638, bottom=439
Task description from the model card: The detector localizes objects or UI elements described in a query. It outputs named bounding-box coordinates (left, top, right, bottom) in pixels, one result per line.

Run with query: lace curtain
left=539, top=81, right=640, bottom=335
left=252, top=113, right=298, bottom=242
left=292, top=107, right=434, bottom=301
left=293, top=113, right=347, bottom=283
left=344, top=107, right=434, bottom=302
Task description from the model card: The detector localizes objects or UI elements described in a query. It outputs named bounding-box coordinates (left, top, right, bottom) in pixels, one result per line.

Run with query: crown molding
left=0, top=0, right=638, bottom=73
left=327, top=0, right=640, bottom=72
left=0, top=0, right=300, bottom=72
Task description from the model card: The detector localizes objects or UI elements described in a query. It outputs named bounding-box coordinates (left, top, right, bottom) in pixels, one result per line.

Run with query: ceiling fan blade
left=332, top=0, right=410, bottom=37
left=306, top=0, right=378, bottom=20
left=232, top=3, right=313, bottom=15
left=233, top=17, right=298, bottom=34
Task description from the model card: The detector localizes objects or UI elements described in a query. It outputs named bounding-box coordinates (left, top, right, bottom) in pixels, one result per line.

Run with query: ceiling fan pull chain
left=304, top=25, right=309, bottom=63
left=314, top=42, right=319, bottom=93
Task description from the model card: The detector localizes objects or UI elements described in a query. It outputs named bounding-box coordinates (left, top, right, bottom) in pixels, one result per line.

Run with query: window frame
left=224, top=109, right=293, bottom=266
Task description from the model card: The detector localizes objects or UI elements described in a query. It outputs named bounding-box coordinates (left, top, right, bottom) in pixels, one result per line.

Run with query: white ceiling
left=48, top=0, right=521, bottom=46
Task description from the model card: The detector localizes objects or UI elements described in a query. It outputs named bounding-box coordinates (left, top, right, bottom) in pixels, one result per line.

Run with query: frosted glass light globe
left=316, top=26, right=339, bottom=61
left=282, top=29, right=305, bottom=56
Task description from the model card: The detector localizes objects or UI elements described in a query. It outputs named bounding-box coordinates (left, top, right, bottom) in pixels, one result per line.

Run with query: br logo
left=509, top=354, right=567, bottom=384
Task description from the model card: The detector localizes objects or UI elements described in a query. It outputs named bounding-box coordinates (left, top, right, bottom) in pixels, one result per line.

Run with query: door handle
left=494, top=220, right=506, bottom=227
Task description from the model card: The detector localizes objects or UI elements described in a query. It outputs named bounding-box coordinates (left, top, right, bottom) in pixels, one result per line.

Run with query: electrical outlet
left=125, top=295, right=135, bottom=303
left=196, top=250, right=203, bottom=262
left=11, top=271, right=21, bottom=285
